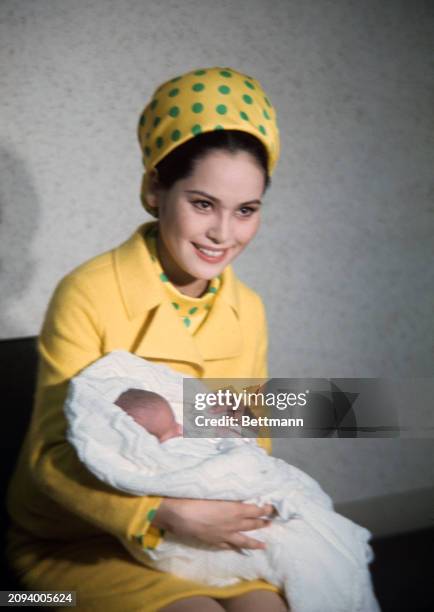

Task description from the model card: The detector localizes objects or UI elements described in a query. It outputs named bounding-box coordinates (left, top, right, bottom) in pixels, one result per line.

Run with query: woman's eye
left=192, top=200, right=212, bottom=210
left=237, top=206, right=257, bottom=217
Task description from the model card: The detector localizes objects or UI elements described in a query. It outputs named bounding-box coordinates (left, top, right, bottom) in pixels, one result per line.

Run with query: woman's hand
left=152, top=498, right=275, bottom=551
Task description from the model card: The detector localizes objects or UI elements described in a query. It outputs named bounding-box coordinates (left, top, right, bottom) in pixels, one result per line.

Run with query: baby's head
left=114, top=388, right=182, bottom=442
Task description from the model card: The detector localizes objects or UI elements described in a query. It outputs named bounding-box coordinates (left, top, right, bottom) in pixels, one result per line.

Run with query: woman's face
left=148, top=149, right=265, bottom=297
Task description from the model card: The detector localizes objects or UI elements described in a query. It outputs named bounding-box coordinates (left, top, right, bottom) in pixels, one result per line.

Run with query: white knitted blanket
left=64, top=351, right=381, bottom=612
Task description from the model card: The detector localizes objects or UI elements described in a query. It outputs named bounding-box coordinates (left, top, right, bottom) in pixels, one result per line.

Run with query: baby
left=111, top=387, right=381, bottom=612
left=65, top=351, right=381, bottom=612
left=114, top=388, right=183, bottom=442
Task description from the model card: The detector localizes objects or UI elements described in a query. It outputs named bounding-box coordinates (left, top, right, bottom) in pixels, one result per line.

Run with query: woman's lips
left=192, top=243, right=228, bottom=264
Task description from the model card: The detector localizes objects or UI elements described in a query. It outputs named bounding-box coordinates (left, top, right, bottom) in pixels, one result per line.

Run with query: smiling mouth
left=192, top=243, right=230, bottom=262
left=193, top=243, right=227, bottom=257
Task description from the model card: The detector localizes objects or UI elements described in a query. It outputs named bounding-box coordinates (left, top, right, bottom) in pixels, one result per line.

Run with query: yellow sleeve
left=253, top=297, right=269, bottom=380
left=30, top=272, right=163, bottom=545
left=251, top=297, right=272, bottom=455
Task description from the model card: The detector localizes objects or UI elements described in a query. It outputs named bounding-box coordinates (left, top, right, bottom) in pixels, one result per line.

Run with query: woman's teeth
left=197, top=247, right=224, bottom=257
left=195, top=244, right=224, bottom=257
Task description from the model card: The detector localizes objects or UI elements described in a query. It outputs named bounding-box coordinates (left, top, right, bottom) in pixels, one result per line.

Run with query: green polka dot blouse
left=144, top=226, right=221, bottom=334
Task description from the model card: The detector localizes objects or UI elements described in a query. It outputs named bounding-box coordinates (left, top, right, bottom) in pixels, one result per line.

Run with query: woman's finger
left=240, top=503, right=274, bottom=518
left=216, top=542, right=246, bottom=553
left=228, top=532, right=267, bottom=550
left=238, top=518, right=272, bottom=532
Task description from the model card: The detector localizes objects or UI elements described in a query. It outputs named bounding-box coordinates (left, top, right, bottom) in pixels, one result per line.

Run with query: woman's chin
left=193, top=265, right=225, bottom=281
left=196, top=253, right=237, bottom=276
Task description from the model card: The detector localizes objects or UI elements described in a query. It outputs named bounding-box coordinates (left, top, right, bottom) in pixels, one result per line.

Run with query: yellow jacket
left=6, top=221, right=277, bottom=610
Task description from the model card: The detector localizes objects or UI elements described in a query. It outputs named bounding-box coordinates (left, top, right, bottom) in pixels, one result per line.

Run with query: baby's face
left=115, top=389, right=183, bottom=442
left=158, top=416, right=183, bottom=443
left=131, top=400, right=182, bottom=442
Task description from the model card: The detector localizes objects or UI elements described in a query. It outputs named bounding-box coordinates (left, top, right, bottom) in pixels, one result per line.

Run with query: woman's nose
left=206, top=215, right=233, bottom=245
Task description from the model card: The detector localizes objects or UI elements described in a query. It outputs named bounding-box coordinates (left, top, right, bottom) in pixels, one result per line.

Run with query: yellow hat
left=138, top=66, right=280, bottom=216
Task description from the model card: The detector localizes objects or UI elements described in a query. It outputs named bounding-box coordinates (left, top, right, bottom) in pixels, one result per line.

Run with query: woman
left=6, top=66, right=287, bottom=611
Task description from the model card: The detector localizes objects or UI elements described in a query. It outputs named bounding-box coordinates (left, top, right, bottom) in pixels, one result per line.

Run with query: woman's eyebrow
left=185, top=189, right=262, bottom=206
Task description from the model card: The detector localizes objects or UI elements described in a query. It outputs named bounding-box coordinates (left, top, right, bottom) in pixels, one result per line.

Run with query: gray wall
left=1, top=0, right=433, bottom=535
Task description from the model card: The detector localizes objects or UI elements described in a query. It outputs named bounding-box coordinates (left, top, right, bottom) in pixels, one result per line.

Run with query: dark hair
left=155, top=130, right=270, bottom=192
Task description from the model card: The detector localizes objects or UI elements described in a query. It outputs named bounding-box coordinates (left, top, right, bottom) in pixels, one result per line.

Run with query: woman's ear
left=145, top=168, right=161, bottom=212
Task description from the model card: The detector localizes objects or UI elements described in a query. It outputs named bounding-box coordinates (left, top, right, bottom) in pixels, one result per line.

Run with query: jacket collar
left=113, top=222, right=242, bottom=371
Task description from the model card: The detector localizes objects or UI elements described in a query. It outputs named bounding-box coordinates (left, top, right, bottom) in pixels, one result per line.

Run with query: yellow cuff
left=256, top=436, right=272, bottom=455
left=131, top=499, right=166, bottom=551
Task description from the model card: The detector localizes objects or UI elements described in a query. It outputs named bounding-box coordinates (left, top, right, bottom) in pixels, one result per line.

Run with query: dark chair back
left=0, top=336, right=38, bottom=588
